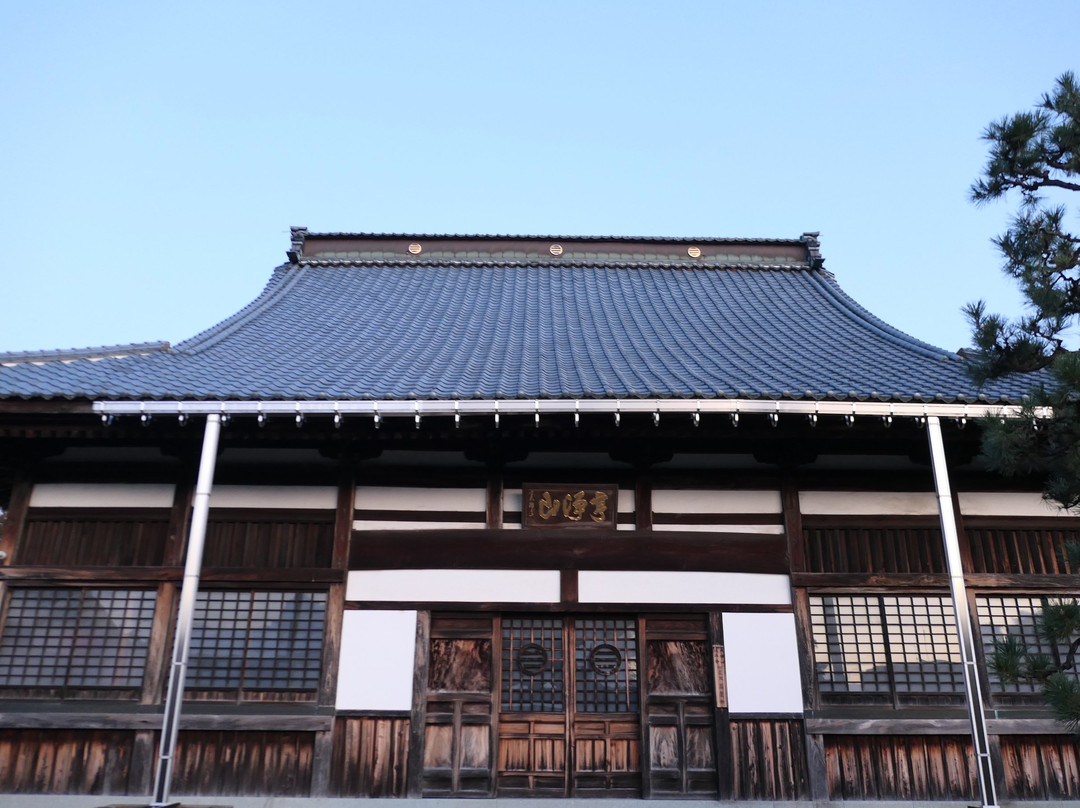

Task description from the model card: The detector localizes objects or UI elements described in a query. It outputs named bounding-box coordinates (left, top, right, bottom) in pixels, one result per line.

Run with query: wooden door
left=643, top=616, right=719, bottom=797
left=422, top=616, right=494, bottom=796
left=496, top=616, right=642, bottom=796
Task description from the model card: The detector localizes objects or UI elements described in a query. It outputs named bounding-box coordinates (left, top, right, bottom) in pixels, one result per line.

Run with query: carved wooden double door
left=422, top=614, right=718, bottom=798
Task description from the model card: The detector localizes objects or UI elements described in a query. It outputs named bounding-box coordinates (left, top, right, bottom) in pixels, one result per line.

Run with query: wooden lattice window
left=977, top=595, right=1080, bottom=695
left=0, top=588, right=156, bottom=689
left=188, top=590, right=326, bottom=690
left=502, top=617, right=564, bottom=712
left=574, top=618, right=638, bottom=713
left=810, top=595, right=963, bottom=704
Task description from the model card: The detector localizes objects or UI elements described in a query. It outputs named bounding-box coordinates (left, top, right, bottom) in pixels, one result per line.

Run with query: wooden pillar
left=406, top=610, right=432, bottom=797
left=708, top=611, right=734, bottom=800
left=782, top=480, right=829, bottom=800
left=0, top=474, right=31, bottom=564
left=312, top=472, right=355, bottom=797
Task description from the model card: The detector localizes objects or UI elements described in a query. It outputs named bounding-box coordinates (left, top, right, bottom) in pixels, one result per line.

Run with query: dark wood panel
left=350, top=529, right=787, bottom=573
left=803, top=525, right=945, bottom=574
left=170, top=730, right=314, bottom=796
left=203, top=517, right=334, bottom=568
left=497, top=714, right=568, bottom=796
left=824, top=734, right=976, bottom=800
left=20, top=516, right=170, bottom=566
left=0, top=728, right=133, bottom=794
left=330, top=716, right=409, bottom=797
left=1000, top=734, right=1080, bottom=799
left=730, top=719, right=809, bottom=800
left=968, top=526, right=1080, bottom=575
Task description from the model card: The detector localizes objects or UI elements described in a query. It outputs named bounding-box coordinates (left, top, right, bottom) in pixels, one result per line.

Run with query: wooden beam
left=0, top=566, right=343, bottom=583
left=349, top=529, right=788, bottom=573
left=806, top=717, right=971, bottom=735
left=793, top=572, right=950, bottom=589
left=0, top=712, right=332, bottom=730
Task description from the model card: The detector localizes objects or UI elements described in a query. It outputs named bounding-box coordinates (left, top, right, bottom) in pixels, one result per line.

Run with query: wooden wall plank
left=329, top=716, right=410, bottom=796
left=170, top=730, right=313, bottom=796
left=824, top=735, right=977, bottom=800
left=0, top=729, right=134, bottom=794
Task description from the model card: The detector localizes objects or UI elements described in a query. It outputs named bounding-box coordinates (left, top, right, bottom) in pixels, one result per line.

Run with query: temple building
left=0, top=229, right=1076, bottom=805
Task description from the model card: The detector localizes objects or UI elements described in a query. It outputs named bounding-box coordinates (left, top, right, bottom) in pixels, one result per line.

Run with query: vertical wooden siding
left=1000, top=735, right=1080, bottom=799
left=803, top=524, right=945, bottom=574
left=967, top=526, right=1080, bottom=574
left=170, top=730, right=313, bottom=796
left=824, top=735, right=976, bottom=800
left=729, top=719, right=809, bottom=800
left=0, top=729, right=134, bottom=794
left=203, top=515, right=334, bottom=568
left=20, top=514, right=169, bottom=566
left=331, top=716, right=410, bottom=797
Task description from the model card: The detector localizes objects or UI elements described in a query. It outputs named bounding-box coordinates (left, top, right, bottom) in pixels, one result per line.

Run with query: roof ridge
left=809, top=271, right=961, bottom=363
left=297, top=258, right=812, bottom=271
left=0, top=341, right=171, bottom=365
left=176, top=265, right=307, bottom=354
left=302, top=231, right=810, bottom=245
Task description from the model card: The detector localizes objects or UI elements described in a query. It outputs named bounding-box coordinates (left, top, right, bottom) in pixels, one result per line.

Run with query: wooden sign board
left=713, top=646, right=728, bottom=709
left=522, top=484, right=618, bottom=529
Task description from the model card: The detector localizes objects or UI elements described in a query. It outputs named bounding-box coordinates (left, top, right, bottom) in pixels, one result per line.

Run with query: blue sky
left=2, top=1, right=1078, bottom=356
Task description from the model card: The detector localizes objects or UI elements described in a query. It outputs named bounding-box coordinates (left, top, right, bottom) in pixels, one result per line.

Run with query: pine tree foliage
left=988, top=548, right=1080, bottom=731
left=965, top=74, right=1080, bottom=505
left=965, top=71, right=1080, bottom=383
left=968, top=74, right=1080, bottom=732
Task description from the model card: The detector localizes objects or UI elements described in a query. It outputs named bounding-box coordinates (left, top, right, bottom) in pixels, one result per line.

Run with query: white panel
left=504, top=488, right=523, bottom=512
left=578, top=571, right=790, bottom=605
left=959, top=492, right=1073, bottom=517
left=29, top=483, right=175, bottom=509
left=352, top=520, right=485, bottom=531
left=653, top=524, right=784, bottom=534
left=618, top=491, right=635, bottom=513
left=355, top=486, right=486, bottom=512
left=347, top=569, right=561, bottom=603
left=336, top=610, right=417, bottom=710
left=723, top=613, right=804, bottom=713
left=209, top=485, right=337, bottom=509
left=799, top=491, right=938, bottom=516
left=652, top=490, right=782, bottom=514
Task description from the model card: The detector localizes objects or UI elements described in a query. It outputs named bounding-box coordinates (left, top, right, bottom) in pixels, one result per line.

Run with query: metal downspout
left=926, top=416, right=999, bottom=808
left=150, top=414, right=222, bottom=807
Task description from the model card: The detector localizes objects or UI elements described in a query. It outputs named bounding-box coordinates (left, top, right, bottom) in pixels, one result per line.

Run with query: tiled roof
left=0, top=234, right=1033, bottom=403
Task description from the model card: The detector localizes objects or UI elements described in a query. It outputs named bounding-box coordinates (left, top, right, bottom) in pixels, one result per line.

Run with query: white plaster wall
left=723, top=612, right=803, bottom=713
left=651, top=490, right=782, bottom=514
left=355, top=486, right=486, bottom=512
left=652, top=524, right=784, bottom=534
left=799, top=491, right=938, bottom=515
left=209, top=485, right=337, bottom=509
left=336, top=610, right=417, bottom=711
left=29, top=483, right=175, bottom=509
left=959, top=492, right=1074, bottom=517
left=577, top=571, right=791, bottom=605
left=347, top=569, right=561, bottom=603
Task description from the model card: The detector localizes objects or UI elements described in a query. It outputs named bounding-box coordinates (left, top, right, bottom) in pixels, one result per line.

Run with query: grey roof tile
left=0, top=252, right=1036, bottom=403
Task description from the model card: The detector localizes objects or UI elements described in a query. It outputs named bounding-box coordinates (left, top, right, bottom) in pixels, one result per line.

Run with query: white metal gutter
left=93, top=397, right=1045, bottom=421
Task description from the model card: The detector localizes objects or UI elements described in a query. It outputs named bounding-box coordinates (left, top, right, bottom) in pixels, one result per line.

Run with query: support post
left=150, top=414, right=222, bottom=807
left=926, top=416, right=998, bottom=808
